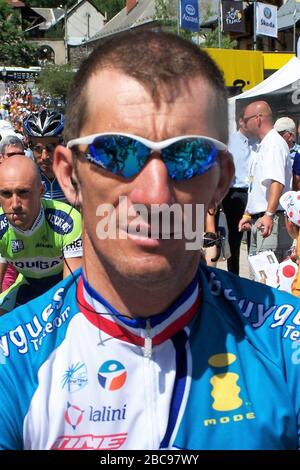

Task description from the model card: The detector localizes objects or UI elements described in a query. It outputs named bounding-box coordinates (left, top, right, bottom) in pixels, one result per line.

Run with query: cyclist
left=0, top=31, right=299, bottom=451
left=0, top=156, right=82, bottom=314
left=23, top=110, right=67, bottom=201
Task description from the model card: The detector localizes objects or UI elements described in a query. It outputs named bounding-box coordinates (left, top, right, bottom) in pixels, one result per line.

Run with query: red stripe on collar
left=77, top=276, right=200, bottom=347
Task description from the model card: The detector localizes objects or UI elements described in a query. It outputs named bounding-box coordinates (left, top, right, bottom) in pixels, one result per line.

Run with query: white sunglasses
left=67, top=132, right=227, bottom=181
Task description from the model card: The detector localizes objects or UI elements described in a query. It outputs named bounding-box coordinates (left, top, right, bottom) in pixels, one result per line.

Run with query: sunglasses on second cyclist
left=67, top=132, right=227, bottom=181
left=33, top=143, right=56, bottom=155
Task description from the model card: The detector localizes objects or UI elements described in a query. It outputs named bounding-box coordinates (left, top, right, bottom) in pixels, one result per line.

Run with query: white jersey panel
left=23, top=312, right=177, bottom=450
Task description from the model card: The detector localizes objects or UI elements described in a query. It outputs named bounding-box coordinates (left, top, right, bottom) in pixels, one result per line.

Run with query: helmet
left=23, top=110, right=64, bottom=137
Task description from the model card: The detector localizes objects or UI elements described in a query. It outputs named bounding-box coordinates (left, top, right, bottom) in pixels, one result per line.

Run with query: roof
left=66, top=0, right=104, bottom=18
left=278, top=0, right=300, bottom=31
left=29, top=8, right=64, bottom=31
left=5, top=0, right=25, bottom=7
left=85, top=0, right=160, bottom=43
left=199, top=0, right=220, bottom=26
left=85, top=0, right=222, bottom=43
left=27, top=1, right=104, bottom=33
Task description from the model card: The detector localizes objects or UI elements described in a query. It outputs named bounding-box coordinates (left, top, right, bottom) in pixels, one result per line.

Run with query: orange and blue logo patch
left=97, top=360, right=127, bottom=391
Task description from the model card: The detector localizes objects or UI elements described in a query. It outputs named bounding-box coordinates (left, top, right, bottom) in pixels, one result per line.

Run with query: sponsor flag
left=256, top=2, right=277, bottom=38
left=222, top=1, right=245, bottom=33
left=179, top=0, right=200, bottom=32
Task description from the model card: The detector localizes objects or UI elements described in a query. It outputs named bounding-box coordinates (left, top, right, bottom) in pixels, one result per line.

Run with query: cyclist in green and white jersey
left=0, top=156, right=82, bottom=314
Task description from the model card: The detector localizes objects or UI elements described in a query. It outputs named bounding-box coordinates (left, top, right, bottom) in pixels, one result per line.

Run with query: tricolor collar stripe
left=82, top=270, right=199, bottom=329
left=77, top=276, right=200, bottom=346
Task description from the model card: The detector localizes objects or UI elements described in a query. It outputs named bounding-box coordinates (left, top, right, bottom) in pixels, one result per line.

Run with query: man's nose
left=41, top=148, right=51, bottom=160
left=129, top=153, right=175, bottom=206
left=11, top=194, right=21, bottom=209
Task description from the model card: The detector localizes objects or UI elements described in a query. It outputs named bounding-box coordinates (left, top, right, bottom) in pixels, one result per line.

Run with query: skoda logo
left=264, top=7, right=272, bottom=19
left=186, top=4, right=196, bottom=16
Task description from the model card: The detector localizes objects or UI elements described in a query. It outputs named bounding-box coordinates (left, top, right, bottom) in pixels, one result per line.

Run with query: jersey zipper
left=144, top=319, right=152, bottom=358
left=142, top=319, right=158, bottom=448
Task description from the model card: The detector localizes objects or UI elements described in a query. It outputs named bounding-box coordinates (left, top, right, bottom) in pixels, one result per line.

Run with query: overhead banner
left=205, top=48, right=263, bottom=91
left=256, top=2, right=278, bottom=38
left=222, top=1, right=245, bottom=33
left=179, top=0, right=200, bottom=32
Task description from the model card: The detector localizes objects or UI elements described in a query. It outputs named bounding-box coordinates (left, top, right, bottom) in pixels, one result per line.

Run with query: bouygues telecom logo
left=98, top=360, right=127, bottom=391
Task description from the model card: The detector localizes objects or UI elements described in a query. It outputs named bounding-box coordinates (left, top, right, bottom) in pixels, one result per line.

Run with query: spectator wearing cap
left=277, top=118, right=300, bottom=191
left=273, top=117, right=300, bottom=191
left=274, top=117, right=296, bottom=150
left=279, top=190, right=300, bottom=297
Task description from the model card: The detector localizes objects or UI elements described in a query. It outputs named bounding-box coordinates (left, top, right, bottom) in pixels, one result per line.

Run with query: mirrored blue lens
left=87, top=136, right=218, bottom=180
left=162, top=139, right=218, bottom=181
left=89, top=136, right=149, bottom=178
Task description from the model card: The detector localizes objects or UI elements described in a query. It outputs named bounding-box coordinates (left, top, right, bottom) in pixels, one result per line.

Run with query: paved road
left=217, top=241, right=250, bottom=279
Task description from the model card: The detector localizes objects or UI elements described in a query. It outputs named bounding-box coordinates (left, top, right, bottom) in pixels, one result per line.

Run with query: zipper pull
left=144, top=319, right=152, bottom=358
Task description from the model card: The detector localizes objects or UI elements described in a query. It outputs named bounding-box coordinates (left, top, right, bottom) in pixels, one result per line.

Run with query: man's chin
left=41, top=166, right=54, bottom=177
left=110, top=255, right=181, bottom=286
left=9, top=217, right=27, bottom=230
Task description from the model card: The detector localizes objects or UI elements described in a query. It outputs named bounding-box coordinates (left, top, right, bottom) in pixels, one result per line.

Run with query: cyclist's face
left=0, top=159, right=44, bottom=230
left=31, top=137, right=60, bottom=178
left=54, top=69, right=233, bottom=302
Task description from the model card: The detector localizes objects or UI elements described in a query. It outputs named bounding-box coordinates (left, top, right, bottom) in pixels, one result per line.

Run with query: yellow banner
left=204, top=48, right=264, bottom=92
left=263, top=52, right=295, bottom=71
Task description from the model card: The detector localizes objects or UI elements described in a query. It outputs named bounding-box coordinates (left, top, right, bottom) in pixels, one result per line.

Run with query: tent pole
left=293, top=7, right=297, bottom=53
left=253, top=1, right=257, bottom=50
left=218, top=0, right=222, bottom=48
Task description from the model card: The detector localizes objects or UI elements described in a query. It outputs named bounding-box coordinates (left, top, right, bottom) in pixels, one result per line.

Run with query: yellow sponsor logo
left=203, top=353, right=256, bottom=426
left=209, top=353, right=242, bottom=411
left=204, top=412, right=255, bottom=427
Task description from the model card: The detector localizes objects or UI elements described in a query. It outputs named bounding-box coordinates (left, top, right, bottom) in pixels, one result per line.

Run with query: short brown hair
left=65, top=30, right=228, bottom=143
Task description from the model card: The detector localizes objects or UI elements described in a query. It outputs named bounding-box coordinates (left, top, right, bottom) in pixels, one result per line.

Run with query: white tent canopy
left=228, top=57, right=300, bottom=133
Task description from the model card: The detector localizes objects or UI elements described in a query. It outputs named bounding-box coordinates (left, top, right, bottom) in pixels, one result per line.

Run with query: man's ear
left=213, top=151, right=235, bottom=206
left=53, top=145, right=82, bottom=207
left=40, top=182, right=45, bottom=197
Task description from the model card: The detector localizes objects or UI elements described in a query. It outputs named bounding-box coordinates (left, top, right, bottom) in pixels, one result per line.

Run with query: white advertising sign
left=256, top=2, right=277, bottom=38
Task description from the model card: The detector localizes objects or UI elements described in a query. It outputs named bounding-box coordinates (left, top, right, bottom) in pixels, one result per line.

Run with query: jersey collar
left=9, top=205, right=44, bottom=236
left=77, top=272, right=200, bottom=347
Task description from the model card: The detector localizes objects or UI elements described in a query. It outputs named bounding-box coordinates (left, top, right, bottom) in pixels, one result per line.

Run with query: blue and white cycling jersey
left=0, top=265, right=299, bottom=450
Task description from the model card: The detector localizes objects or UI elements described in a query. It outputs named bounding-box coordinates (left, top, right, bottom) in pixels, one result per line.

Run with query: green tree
left=154, top=1, right=236, bottom=48
left=0, top=0, right=38, bottom=66
left=201, top=27, right=237, bottom=49
left=94, top=0, right=125, bottom=20
left=37, top=64, right=74, bottom=100
left=199, top=6, right=237, bottom=49
left=154, top=0, right=194, bottom=40
left=155, top=0, right=175, bottom=24
left=26, top=1, right=75, bottom=7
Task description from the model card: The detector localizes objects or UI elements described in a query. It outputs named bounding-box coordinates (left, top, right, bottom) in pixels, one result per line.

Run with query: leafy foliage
left=154, top=0, right=236, bottom=49
left=201, top=27, right=237, bottom=49
left=154, top=0, right=194, bottom=40
left=26, top=0, right=74, bottom=7
left=0, top=0, right=38, bottom=66
left=200, top=6, right=237, bottom=49
left=94, top=0, right=125, bottom=20
left=37, top=64, right=74, bottom=100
